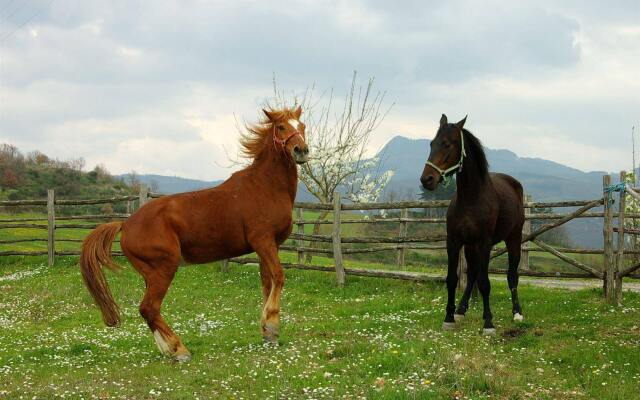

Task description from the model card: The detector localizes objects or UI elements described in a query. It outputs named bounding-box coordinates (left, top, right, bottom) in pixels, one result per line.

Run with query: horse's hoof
left=263, top=336, right=279, bottom=345
left=482, top=328, right=496, bottom=336
left=442, top=322, right=456, bottom=330
left=454, top=314, right=465, bottom=322
left=513, top=313, right=524, bottom=322
left=174, top=353, right=191, bottom=363
left=262, top=322, right=279, bottom=345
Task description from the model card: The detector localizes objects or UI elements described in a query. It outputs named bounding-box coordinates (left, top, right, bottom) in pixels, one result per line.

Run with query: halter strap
left=425, top=128, right=467, bottom=178
left=273, top=125, right=302, bottom=152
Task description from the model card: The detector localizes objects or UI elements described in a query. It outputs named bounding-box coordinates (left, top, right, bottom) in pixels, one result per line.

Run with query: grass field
left=1, top=211, right=639, bottom=398
left=1, top=254, right=639, bottom=399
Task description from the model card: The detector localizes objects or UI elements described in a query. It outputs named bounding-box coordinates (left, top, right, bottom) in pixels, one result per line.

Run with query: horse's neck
left=252, top=146, right=298, bottom=202
left=455, top=156, right=491, bottom=205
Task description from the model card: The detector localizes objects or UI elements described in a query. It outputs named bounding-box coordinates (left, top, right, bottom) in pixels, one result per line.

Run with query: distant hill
left=377, top=136, right=608, bottom=202
left=119, top=174, right=223, bottom=194
left=122, top=173, right=317, bottom=201
left=0, top=144, right=133, bottom=201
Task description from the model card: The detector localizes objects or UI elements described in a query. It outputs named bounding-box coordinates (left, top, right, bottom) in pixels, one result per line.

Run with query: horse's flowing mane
left=462, top=129, right=489, bottom=179
left=240, top=107, right=300, bottom=160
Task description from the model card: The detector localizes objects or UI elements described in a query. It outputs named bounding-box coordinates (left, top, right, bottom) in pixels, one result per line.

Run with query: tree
left=623, top=171, right=639, bottom=261
left=273, top=72, right=393, bottom=205
left=27, top=150, right=50, bottom=165
left=93, top=164, right=111, bottom=181
left=149, top=179, right=160, bottom=193
left=68, top=157, right=86, bottom=174
left=126, top=171, right=141, bottom=191
left=0, top=144, right=25, bottom=189
left=271, top=72, right=394, bottom=259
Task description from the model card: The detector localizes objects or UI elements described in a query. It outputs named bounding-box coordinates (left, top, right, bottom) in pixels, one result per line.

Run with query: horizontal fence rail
left=2, top=173, right=640, bottom=304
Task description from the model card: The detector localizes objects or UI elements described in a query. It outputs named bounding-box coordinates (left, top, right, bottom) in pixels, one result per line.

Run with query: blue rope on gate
left=604, top=182, right=626, bottom=205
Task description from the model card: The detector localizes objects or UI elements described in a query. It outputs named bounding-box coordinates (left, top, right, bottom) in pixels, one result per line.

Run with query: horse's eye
left=277, top=125, right=285, bottom=131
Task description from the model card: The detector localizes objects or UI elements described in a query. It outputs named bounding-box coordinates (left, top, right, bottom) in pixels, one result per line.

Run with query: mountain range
left=124, top=135, right=618, bottom=247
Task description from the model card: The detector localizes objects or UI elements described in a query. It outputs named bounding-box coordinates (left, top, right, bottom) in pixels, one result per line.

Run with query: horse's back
left=121, top=170, right=293, bottom=264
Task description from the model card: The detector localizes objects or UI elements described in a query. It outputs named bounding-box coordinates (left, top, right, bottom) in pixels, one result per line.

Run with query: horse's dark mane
left=462, top=128, right=489, bottom=180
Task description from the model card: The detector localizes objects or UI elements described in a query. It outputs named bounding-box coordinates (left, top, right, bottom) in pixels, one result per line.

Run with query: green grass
left=1, top=255, right=639, bottom=399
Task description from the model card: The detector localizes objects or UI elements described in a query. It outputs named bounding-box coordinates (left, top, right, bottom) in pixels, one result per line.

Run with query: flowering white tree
left=272, top=72, right=394, bottom=259
left=272, top=72, right=394, bottom=205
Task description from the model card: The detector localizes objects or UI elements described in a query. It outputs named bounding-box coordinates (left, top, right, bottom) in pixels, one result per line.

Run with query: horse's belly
left=179, top=226, right=252, bottom=264
left=181, top=242, right=252, bottom=264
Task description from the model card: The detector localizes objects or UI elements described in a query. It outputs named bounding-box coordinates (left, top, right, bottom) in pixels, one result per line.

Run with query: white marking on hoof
left=454, top=314, right=465, bottom=322
left=174, top=353, right=191, bottom=363
left=513, top=313, right=524, bottom=322
left=442, top=322, right=456, bottom=330
left=483, top=328, right=497, bottom=336
left=153, top=330, right=171, bottom=356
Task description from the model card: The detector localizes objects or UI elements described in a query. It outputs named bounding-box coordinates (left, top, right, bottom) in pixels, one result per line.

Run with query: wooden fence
left=2, top=172, right=640, bottom=304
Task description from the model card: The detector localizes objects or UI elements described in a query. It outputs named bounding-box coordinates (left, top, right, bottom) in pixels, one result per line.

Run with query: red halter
left=273, top=125, right=302, bottom=152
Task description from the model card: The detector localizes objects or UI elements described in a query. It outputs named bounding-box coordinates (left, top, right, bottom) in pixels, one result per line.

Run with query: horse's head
left=420, top=114, right=467, bottom=191
left=263, top=106, right=310, bottom=164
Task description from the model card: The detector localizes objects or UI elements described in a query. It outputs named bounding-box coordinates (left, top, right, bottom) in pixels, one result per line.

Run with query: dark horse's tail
left=80, top=222, right=123, bottom=327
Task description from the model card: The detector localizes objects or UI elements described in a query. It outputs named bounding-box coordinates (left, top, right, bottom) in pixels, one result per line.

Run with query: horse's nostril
left=303, top=147, right=309, bottom=155
left=421, top=176, right=434, bottom=187
left=293, top=145, right=300, bottom=153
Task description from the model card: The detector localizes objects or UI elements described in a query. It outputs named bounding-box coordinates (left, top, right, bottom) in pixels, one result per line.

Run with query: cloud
left=0, top=0, right=638, bottom=180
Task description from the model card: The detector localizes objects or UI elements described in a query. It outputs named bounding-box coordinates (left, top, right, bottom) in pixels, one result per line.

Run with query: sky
left=0, top=0, right=639, bottom=181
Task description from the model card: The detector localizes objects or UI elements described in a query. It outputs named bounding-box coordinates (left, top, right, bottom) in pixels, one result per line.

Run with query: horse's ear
left=456, top=115, right=467, bottom=130
left=263, top=109, right=276, bottom=121
left=440, top=114, right=448, bottom=127
left=293, top=105, right=302, bottom=119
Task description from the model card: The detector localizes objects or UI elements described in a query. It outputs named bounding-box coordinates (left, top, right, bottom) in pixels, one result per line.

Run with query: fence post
left=332, top=195, right=345, bottom=285
left=221, top=259, right=229, bottom=273
left=127, top=200, right=134, bottom=214
left=47, top=189, right=55, bottom=266
left=139, top=184, right=148, bottom=209
left=603, top=175, right=615, bottom=303
left=296, top=207, right=305, bottom=264
left=615, top=171, right=626, bottom=303
left=522, top=194, right=531, bottom=271
left=397, top=207, right=408, bottom=268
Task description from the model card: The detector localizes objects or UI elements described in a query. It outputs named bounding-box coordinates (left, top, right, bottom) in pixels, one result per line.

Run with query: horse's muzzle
left=420, top=174, right=438, bottom=191
left=293, top=145, right=310, bottom=164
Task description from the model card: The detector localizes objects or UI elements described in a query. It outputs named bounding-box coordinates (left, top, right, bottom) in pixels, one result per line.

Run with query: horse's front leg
left=443, top=238, right=462, bottom=330
left=255, top=242, right=285, bottom=344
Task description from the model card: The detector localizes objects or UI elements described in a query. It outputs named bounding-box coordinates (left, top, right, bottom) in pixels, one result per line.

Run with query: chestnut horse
left=420, top=114, right=524, bottom=335
left=80, top=106, right=309, bottom=361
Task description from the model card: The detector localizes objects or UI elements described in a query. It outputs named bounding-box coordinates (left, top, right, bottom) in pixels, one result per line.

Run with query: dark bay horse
left=80, top=106, right=309, bottom=361
left=420, top=114, right=524, bottom=335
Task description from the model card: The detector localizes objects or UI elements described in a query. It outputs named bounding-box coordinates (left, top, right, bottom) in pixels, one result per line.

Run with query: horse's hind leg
left=469, top=243, right=495, bottom=335
left=505, top=233, right=524, bottom=321
left=130, top=256, right=191, bottom=361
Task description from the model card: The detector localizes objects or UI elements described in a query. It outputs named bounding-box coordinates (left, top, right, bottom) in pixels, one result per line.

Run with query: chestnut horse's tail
left=80, top=221, right=124, bottom=327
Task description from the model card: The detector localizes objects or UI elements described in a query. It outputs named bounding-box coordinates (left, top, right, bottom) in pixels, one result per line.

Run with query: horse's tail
left=80, top=221, right=124, bottom=327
